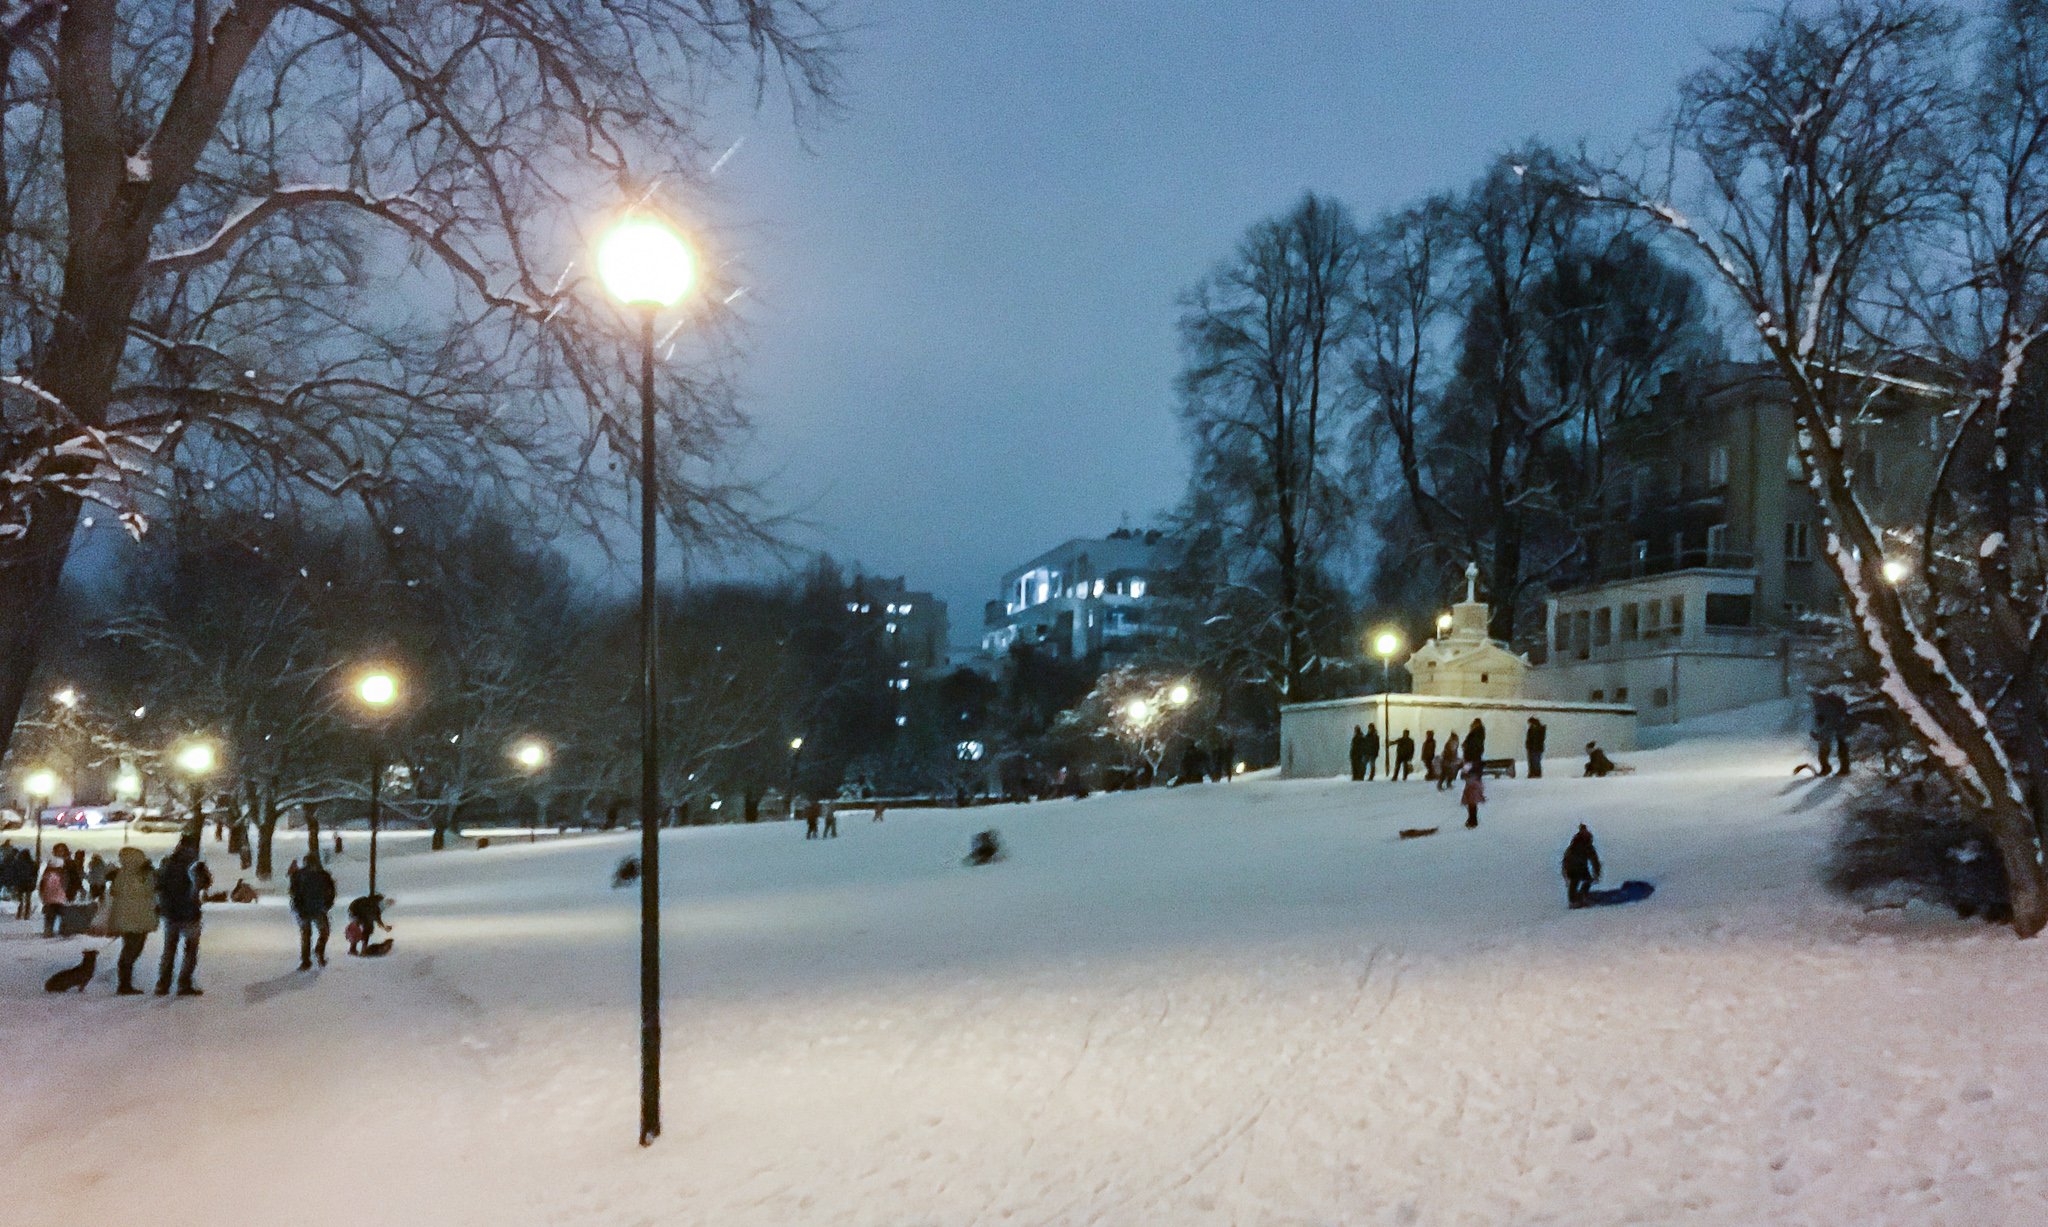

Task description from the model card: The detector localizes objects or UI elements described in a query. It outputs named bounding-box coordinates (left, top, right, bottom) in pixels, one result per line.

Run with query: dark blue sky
left=707, top=0, right=1757, bottom=639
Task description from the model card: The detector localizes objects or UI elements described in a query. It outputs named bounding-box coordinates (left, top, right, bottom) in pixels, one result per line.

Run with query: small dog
left=1398, top=827, right=1439, bottom=840
left=202, top=890, right=228, bottom=903
left=358, top=938, right=394, bottom=957
left=44, top=949, right=98, bottom=993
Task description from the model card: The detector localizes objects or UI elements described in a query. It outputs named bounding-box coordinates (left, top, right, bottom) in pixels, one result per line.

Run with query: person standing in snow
left=801, top=797, right=820, bottom=839
left=1420, top=730, right=1438, bottom=782
left=1393, top=730, right=1415, bottom=781
left=1437, top=734, right=1460, bottom=791
left=1811, top=690, right=1853, bottom=775
left=290, top=852, right=337, bottom=969
left=1355, top=725, right=1381, bottom=782
left=1562, top=824, right=1602, bottom=908
left=1460, top=762, right=1486, bottom=828
left=1349, top=726, right=1367, bottom=781
left=822, top=799, right=839, bottom=839
left=86, top=853, right=108, bottom=902
left=154, top=834, right=211, bottom=995
left=107, top=846, right=157, bottom=994
left=1463, top=718, right=1487, bottom=772
left=1525, top=717, right=1546, bottom=779
left=39, top=842, right=73, bottom=937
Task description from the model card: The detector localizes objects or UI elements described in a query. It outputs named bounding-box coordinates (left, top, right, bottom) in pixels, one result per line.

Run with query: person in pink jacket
left=1460, top=763, right=1486, bottom=829
left=39, top=841, right=73, bottom=937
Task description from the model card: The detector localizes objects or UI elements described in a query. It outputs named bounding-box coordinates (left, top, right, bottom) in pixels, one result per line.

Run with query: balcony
left=1581, top=550, right=1753, bottom=586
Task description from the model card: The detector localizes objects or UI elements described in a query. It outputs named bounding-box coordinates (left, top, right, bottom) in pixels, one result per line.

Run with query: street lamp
left=1372, top=630, right=1402, bottom=779
left=511, top=738, right=550, bottom=843
left=52, top=687, right=78, bottom=709
left=599, top=211, right=696, bottom=1149
left=24, top=769, right=55, bottom=860
left=1881, top=558, right=1909, bottom=585
left=1168, top=684, right=1191, bottom=706
left=171, top=738, right=217, bottom=842
left=352, top=669, right=400, bottom=896
left=1436, top=613, right=1452, bottom=638
left=786, top=737, right=804, bottom=818
left=1126, top=698, right=1150, bottom=722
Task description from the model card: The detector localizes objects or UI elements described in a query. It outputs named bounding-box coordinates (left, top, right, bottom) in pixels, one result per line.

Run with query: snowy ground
left=5, top=699, right=2046, bottom=1226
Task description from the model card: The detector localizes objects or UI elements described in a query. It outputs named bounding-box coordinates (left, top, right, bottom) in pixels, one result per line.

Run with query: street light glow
left=1373, top=631, right=1401, bottom=658
left=114, top=770, right=141, bottom=797
left=1881, top=558, right=1908, bottom=584
left=597, top=219, right=696, bottom=307
left=176, top=743, right=216, bottom=775
left=1168, top=684, right=1191, bottom=706
left=790, top=737, right=804, bottom=751
left=357, top=671, right=398, bottom=707
left=24, top=770, right=56, bottom=797
left=1127, top=699, right=1150, bottom=721
left=512, top=739, right=549, bottom=770
left=52, top=687, right=78, bottom=708
left=1436, top=613, right=1453, bottom=633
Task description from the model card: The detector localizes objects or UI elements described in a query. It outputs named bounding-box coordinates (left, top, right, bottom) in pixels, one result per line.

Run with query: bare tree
left=1177, top=192, right=1367, bottom=702
left=0, top=0, right=841, bottom=763
left=1596, top=0, right=2048, bottom=935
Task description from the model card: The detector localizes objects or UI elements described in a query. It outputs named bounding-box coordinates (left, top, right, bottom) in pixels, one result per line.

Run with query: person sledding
left=1562, top=824, right=1601, bottom=908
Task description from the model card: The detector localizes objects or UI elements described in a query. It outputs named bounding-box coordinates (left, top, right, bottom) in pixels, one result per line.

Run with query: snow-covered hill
left=5, top=700, right=2044, bottom=1225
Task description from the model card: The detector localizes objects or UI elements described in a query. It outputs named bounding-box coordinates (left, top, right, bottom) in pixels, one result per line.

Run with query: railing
left=1580, top=550, right=1754, bottom=585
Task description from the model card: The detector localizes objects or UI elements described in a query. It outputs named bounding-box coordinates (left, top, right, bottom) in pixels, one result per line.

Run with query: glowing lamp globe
left=1374, top=632, right=1400, bottom=658
left=1168, top=685, right=1191, bottom=706
left=358, top=672, right=398, bottom=708
left=1881, top=559, right=1908, bottom=585
left=176, top=744, right=215, bottom=775
left=25, top=769, right=56, bottom=797
left=1126, top=699, right=1150, bottom=721
left=115, top=771, right=141, bottom=797
left=790, top=737, right=804, bottom=751
left=513, top=740, right=548, bottom=770
left=598, top=220, right=695, bottom=307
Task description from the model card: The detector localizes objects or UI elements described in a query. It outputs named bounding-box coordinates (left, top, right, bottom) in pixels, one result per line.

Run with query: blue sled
left=1583, top=880, right=1655, bottom=907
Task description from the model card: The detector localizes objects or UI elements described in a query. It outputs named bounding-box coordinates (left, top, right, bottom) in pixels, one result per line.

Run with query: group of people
left=6, top=829, right=396, bottom=994
left=1351, top=716, right=1508, bottom=785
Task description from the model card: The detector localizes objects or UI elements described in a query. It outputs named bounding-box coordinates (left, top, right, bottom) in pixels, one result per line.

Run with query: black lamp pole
left=637, top=306, right=663, bottom=1147
left=367, top=745, right=382, bottom=897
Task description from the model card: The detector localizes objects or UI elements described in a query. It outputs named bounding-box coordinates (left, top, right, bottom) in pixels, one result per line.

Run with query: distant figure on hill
left=1525, top=717, right=1547, bottom=779
left=1811, top=690, right=1853, bottom=775
left=1420, top=730, right=1438, bottom=781
left=1393, top=731, right=1415, bottom=781
left=1584, top=743, right=1616, bottom=778
left=801, top=798, right=820, bottom=840
left=822, top=800, right=839, bottom=839
left=1562, top=824, right=1602, bottom=908
left=1437, top=734, right=1460, bottom=791
left=964, top=829, right=1004, bottom=867
left=612, top=855, right=641, bottom=889
left=1352, top=724, right=1379, bottom=782
left=289, top=852, right=336, bottom=969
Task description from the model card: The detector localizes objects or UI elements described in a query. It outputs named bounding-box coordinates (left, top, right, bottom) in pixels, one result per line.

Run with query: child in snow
left=1562, top=824, right=1602, bottom=908
left=1460, top=762, right=1485, bottom=828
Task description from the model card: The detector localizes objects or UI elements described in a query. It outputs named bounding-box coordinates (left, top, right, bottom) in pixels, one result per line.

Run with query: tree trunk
left=255, top=784, right=279, bottom=879
left=305, top=800, right=320, bottom=857
left=1985, top=799, right=2048, bottom=936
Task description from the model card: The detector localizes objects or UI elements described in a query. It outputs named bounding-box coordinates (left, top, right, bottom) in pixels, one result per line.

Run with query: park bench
left=1480, top=758, right=1517, bottom=779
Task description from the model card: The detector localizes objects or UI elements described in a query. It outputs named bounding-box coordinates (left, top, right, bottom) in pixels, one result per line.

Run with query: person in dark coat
left=1349, top=726, right=1366, bottom=781
left=289, top=852, right=337, bottom=969
left=1811, top=690, right=1853, bottom=775
left=1420, top=730, right=1438, bottom=781
left=1463, top=718, right=1487, bottom=770
left=1392, top=731, right=1416, bottom=781
left=1562, top=824, right=1602, bottom=908
left=1353, top=724, right=1380, bottom=782
left=1584, top=742, right=1616, bottom=777
left=801, top=797, right=820, bottom=839
left=1525, top=717, right=1547, bottom=779
left=153, top=835, right=212, bottom=995
left=1437, top=733, right=1460, bottom=791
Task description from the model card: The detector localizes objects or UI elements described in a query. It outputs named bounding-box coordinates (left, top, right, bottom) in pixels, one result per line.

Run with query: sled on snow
left=1582, top=880, right=1654, bottom=907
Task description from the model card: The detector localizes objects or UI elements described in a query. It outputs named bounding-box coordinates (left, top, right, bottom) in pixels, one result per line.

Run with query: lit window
left=886, top=622, right=897, bottom=633
left=846, top=602, right=858, bottom=612
left=1709, top=445, right=1729, bottom=485
left=895, top=715, right=907, bottom=726
left=861, top=604, right=872, bottom=613
left=896, top=678, right=909, bottom=690
left=886, top=603, right=897, bottom=614
left=902, top=604, right=912, bottom=614
left=1092, top=580, right=1104, bottom=597
left=1129, top=579, right=1146, bottom=598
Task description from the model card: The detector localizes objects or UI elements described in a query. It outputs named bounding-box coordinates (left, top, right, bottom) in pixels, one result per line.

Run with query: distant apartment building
left=845, top=575, right=949, bottom=707
left=1528, top=362, right=1941, bottom=723
left=981, top=529, right=1173, bottom=662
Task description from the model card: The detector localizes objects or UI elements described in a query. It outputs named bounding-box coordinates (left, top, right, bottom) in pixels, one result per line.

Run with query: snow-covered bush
left=1826, top=792, right=2011, bottom=923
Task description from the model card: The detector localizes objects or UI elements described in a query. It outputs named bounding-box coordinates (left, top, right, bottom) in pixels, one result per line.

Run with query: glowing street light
left=52, top=687, right=78, bottom=708
left=351, top=668, right=403, bottom=896
left=1168, top=684, right=1191, bottom=706
left=789, top=737, right=804, bottom=751
left=599, top=212, right=699, bottom=1149
left=1881, top=558, right=1909, bottom=585
left=175, top=742, right=216, bottom=776
left=1436, top=613, right=1453, bottom=637
left=1370, top=629, right=1403, bottom=780
left=512, top=739, right=549, bottom=771
left=1126, top=698, right=1150, bottom=722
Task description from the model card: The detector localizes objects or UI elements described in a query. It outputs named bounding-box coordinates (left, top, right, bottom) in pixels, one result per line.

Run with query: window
left=895, top=715, right=907, bottom=727
left=1704, top=593, right=1752, bottom=627
left=1652, top=686, right=1669, bottom=707
left=1590, top=689, right=1605, bottom=702
left=1787, top=446, right=1805, bottom=479
left=1709, top=445, right=1729, bottom=485
left=1092, top=579, right=1104, bottom=597
left=1633, top=539, right=1649, bottom=569
left=1621, top=603, right=1640, bottom=640
left=1668, top=594, right=1686, bottom=634
left=1671, top=531, right=1686, bottom=566
left=902, top=604, right=913, bottom=614
left=1554, top=611, right=1570, bottom=651
left=1785, top=521, right=1811, bottom=560
left=1614, top=687, right=1629, bottom=703
left=1707, top=523, right=1727, bottom=560
left=1594, top=607, right=1612, bottom=647
left=886, top=603, right=898, bottom=614
left=1129, top=579, right=1147, bottom=598
left=1573, top=610, right=1591, bottom=659
left=885, top=622, right=898, bottom=633
left=1643, top=598, right=1661, bottom=636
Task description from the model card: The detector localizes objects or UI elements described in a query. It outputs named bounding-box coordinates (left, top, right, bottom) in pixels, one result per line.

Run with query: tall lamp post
left=512, top=738, right=550, bottom=844
left=597, top=213, right=697, bottom=1147
left=1372, top=631, right=1401, bottom=779
left=173, top=740, right=216, bottom=839
left=24, top=769, right=56, bottom=861
left=787, top=737, right=804, bottom=816
left=353, top=670, right=400, bottom=896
